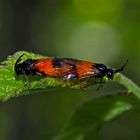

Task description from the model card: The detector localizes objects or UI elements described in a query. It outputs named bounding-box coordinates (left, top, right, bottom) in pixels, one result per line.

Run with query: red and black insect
left=56, top=58, right=128, bottom=88
left=15, top=54, right=128, bottom=88
left=14, top=54, right=76, bottom=80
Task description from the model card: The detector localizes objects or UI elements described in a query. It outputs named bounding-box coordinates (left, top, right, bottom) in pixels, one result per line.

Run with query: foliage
left=0, top=51, right=86, bottom=101
left=1, top=51, right=140, bottom=140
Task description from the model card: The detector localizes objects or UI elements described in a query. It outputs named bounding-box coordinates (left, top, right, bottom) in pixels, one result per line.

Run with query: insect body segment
left=32, top=58, right=76, bottom=78
left=15, top=55, right=77, bottom=80
left=15, top=54, right=38, bottom=75
left=75, top=61, right=97, bottom=79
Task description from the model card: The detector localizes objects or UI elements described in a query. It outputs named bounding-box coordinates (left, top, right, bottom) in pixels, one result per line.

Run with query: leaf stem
left=114, top=73, right=140, bottom=99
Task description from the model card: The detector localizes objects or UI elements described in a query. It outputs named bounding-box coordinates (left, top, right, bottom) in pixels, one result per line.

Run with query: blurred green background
left=0, top=0, right=140, bottom=140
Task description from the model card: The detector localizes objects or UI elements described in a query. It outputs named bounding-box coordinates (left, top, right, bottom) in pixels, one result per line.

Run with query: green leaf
left=0, top=51, right=93, bottom=101
left=0, top=51, right=140, bottom=102
left=0, top=51, right=43, bottom=101
left=52, top=95, right=138, bottom=140
left=0, top=51, right=69, bottom=101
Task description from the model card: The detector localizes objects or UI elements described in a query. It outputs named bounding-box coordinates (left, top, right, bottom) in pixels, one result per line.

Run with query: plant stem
left=114, top=73, right=140, bottom=99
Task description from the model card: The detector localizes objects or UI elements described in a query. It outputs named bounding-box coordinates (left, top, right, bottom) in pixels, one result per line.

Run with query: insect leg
left=86, top=76, right=94, bottom=83
left=80, top=77, right=100, bottom=91
left=22, top=70, right=29, bottom=87
left=96, top=78, right=103, bottom=91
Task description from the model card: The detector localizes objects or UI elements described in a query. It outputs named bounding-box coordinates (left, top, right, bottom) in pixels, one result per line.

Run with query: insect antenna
left=15, top=54, right=25, bottom=65
left=114, top=59, right=128, bottom=73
